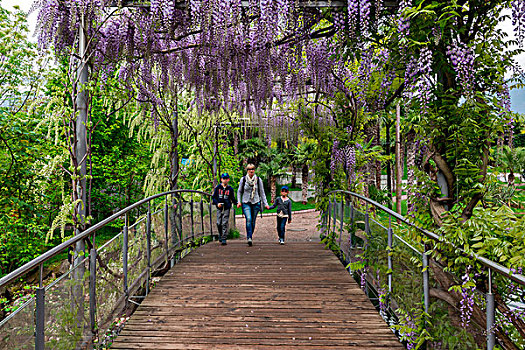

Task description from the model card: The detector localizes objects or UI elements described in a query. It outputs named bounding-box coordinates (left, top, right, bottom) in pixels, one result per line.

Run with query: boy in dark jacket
left=212, top=173, right=238, bottom=245
left=268, top=186, right=292, bottom=245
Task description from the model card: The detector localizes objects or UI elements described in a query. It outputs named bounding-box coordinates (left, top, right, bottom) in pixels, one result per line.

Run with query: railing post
left=209, top=201, right=214, bottom=238
left=89, top=248, right=97, bottom=339
left=232, top=206, right=236, bottom=231
left=338, top=197, right=344, bottom=251
left=35, top=264, right=44, bottom=350
left=322, top=207, right=328, bottom=238
left=486, top=268, right=495, bottom=350
left=422, top=248, right=430, bottom=314
left=146, top=202, right=152, bottom=295
left=190, top=198, right=195, bottom=240
left=178, top=197, right=183, bottom=244
left=164, top=199, right=169, bottom=264
left=327, top=198, right=332, bottom=237
left=200, top=200, right=204, bottom=236
left=387, top=216, right=393, bottom=295
left=364, top=203, right=369, bottom=295
left=350, top=202, right=354, bottom=225
left=171, top=194, right=178, bottom=246
left=348, top=203, right=354, bottom=272
left=332, top=198, right=337, bottom=236
left=123, top=214, right=129, bottom=299
left=364, top=203, right=370, bottom=235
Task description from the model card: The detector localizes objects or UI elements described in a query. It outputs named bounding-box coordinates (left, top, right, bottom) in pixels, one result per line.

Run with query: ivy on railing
left=321, top=190, right=525, bottom=350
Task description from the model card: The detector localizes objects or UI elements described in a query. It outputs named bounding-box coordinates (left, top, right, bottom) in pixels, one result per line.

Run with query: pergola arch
left=56, top=0, right=403, bottom=239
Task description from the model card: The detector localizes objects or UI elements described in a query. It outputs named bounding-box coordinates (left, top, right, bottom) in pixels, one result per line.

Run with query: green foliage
left=439, top=205, right=525, bottom=269
left=227, top=228, right=240, bottom=240
left=367, top=184, right=392, bottom=207
left=90, top=95, right=153, bottom=220
left=427, top=302, right=477, bottom=349
left=397, top=1, right=520, bottom=224
left=0, top=4, right=45, bottom=112
left=180, top=143, right=242, bottom=193
left=483, top=173, right=516, bottom=207
left=293, top=141, right=316, bottom=168
left=259, top=148, right=287, bottom=183
left=0, top=5, right=61, bottom=274
left=392, top=307, right=432, bottom=350
left=238, top=137, right=268, bottom=167
left=497, top=146, right=525, bottom=183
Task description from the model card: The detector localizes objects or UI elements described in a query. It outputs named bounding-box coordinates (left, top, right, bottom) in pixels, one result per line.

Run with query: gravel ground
left=234, top=210, right=321, bottom=243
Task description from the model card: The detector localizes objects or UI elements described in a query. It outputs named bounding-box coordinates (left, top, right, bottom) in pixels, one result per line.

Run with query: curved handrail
left=326, top=190, right=525, bottom=287
left=0, top=189, right=212, bottom=288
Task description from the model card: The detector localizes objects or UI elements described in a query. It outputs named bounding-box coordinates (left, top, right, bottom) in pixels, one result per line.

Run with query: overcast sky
left=4, top=0, right=525, bottom=112
left=3, top=0, right=37, bottom=38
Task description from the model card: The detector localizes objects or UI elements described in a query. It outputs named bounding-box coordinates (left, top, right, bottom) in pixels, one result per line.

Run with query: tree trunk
left=364, top=126, right=376, bottom=191
left=375, top=118, right=382, bottom=190
left=509, top=172, right=515, bottom=187
left=386, top=119, right=393, bottom=209
left=169, top=112, right=179, bottom=191
left=271, top=176, right=277, bottom=203
left=291, top=165, right=297, bottom=188
left=395, top=104, right=402, bottom=215
left=212, top=124, right=218, bottom=188
left=508, top=129, right=514, bottom=148
left=301, top=164, right=309, bottom=204
left=233, top=128, right=239, bottom=155
left=497, top=132, right=504, bottom=151
left=405, top=132, right=416, bottom=212
left=169, top=108, right=180, bottom=245
left=72, top=19, right=88, bottom=332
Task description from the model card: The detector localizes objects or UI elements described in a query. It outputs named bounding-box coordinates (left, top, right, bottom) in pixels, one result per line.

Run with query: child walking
left=212, top=173, right=238, bottom=245
left=268, top=186, right=292, bottom=245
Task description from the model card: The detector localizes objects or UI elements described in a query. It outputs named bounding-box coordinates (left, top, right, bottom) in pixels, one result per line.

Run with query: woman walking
left=237, top=164, right=269, bottom=246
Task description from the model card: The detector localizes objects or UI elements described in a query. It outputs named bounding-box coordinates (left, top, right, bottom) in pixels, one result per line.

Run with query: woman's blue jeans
left=242, top=202, right=261, bottom=239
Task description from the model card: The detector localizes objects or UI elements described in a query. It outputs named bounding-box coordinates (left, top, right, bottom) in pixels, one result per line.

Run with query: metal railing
left=0, top=189, right=233, bottom=350
left=321, top=190, right=525, bottom=350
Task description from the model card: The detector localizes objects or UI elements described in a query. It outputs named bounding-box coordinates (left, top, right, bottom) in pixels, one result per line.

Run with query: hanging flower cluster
left=417, top=47, right=433, bottom=114
left=460, top=277, right=475, bottom=328
left=446, top=42, right=475, bottom=96
left=32, top=0, right=406, bottom=127
left=400, top=312, right=418, bottom=350
left=497, top=83, right=514, bottom=132
left=512, top=0, right=525, bottom=46
left=397, top=0, right=411, bottom=38
left=376, top=270, right=388, bottom=315
left=331, top=139, right=357, bottom=184
left=346, top=0, right=382, bottom=36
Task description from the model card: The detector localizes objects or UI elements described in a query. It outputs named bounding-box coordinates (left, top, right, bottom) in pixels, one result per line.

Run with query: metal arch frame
left=112, top=1, right=400, bottom=9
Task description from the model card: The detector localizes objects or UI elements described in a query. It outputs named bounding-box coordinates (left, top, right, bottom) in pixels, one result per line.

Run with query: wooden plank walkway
left=111, top=241, right=403, bottom=349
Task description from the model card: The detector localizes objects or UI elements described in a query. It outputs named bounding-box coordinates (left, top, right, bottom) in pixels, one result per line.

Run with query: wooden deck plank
left=111, top=241, right=403, bottom=349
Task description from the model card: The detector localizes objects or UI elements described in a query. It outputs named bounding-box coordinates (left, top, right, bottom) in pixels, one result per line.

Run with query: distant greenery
left=0, top=6, right=60, bottom=274
left=234, top=194, right=316, bottom=216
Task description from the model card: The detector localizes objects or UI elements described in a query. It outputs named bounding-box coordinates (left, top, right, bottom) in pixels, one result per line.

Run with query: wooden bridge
left=111, top=241, right=403, bottom=349
left=2, top=190, right=523, bottom=349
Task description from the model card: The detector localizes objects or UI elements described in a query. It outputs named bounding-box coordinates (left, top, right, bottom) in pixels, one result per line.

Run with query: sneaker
left=279, top=239, right=285, bottom=245
left=247, top=238, right=253, bottom=246
left=221, top=240, right=227, bottom=246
